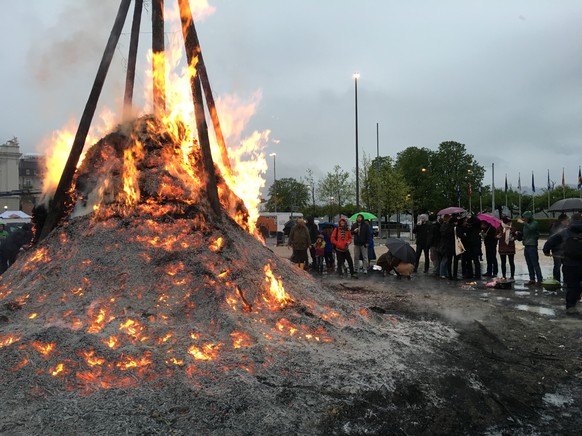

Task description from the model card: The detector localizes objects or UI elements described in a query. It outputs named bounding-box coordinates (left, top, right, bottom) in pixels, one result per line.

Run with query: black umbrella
left=385, top=238, right=416, bottom=264
left=548, top=198, right=582, bottom=212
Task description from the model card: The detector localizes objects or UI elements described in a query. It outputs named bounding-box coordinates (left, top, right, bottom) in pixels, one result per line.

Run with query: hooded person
left=313, top=234, right=326, bottom=274
left=517, top=211, right=543, bottom=286
left=543, top=213, right=582, bottom=314
left=287, top=217, right=310, bottom=269
left=331, top=218, right=357, bottom=278
left=0, top=222, right=8, bottom=241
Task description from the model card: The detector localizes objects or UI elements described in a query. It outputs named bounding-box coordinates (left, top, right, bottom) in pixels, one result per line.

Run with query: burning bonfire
left=0, top=3, right=473, bottom=433
left=0, top=115, right=462, bottom=434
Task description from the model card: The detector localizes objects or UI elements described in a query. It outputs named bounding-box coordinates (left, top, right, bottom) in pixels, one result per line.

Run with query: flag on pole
left=504, top=174, right=508, bottom=193
left=578, top=166, right=582, bottom=190
left=456, top=185, right=461, bottom=202
left=478, top=185, right=482, bottom=197
left=562, top=168, right=565, bottom=190
left=547, top=169, right=551, bottom=191
left=531, top=171, right=535, bottom=193
left=468, top=182, right=472, bottom=196
left=517, top=173, right=521, bottom=192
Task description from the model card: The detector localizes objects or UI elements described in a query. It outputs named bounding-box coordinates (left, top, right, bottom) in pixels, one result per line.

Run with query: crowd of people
left=287, top=214, right=374, bottom=279
left=286, top=211, right=582, bottom=315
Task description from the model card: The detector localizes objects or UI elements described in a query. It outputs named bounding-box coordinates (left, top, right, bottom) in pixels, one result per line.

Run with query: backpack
left=562, top=232, right=582, bottom=260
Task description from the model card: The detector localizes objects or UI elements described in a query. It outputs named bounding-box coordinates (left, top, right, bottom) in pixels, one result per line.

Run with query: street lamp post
left=269, top=153, right=277, bottom=214
left=353, top=72, right=360, bottom=209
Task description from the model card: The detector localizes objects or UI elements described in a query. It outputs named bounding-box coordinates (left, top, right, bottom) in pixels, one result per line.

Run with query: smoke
left=28, top=0, right=121, bottom=85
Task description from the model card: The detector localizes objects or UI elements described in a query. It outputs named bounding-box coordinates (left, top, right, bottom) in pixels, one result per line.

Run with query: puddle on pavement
left=515, top=304, right=556, bottom=317
left=514, top=291, right=530, bottom=296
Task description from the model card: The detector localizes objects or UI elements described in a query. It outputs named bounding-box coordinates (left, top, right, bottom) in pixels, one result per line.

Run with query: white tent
left=0, top=210, right=31, bottom=221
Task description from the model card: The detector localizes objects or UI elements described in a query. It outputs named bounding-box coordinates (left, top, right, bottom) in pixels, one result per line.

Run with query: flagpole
left=532, top=171, right=535, bottom=214
left=518, top=172, right=522, bottom=216
left=562, top=167, right=565, bottom=199
left=547, top=169, right=551, bottom=210
left=491, top=163, right=495, bottom=213
left=504, top=173, right=508, bottom=212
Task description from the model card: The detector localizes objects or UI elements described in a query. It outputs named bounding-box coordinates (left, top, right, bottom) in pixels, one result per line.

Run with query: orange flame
left=263, top=264, right=292, bottom=308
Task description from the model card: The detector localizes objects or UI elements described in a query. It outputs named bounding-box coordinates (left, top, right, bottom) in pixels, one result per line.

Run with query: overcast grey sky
left=2, top=1, right=582, bottom=197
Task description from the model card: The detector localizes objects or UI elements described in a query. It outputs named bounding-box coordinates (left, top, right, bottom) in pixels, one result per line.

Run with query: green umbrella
left=348, top=212, right=377, bottom=221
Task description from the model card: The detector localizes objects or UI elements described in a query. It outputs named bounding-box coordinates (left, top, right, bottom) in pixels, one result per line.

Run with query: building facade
left=0, top=138, right=45, bottom=215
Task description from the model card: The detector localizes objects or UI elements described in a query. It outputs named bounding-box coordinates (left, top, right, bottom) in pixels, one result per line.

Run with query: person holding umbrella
left=543, top=213, right=582, bottom=314
left=496, top=216, right=517, bottom=280
left=548, top=214, right=569, bottom=282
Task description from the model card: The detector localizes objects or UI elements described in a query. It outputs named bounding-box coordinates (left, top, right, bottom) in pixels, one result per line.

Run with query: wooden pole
left=152, top=0, right=166, bottom=116
left=179, top=10, right=233, bottom=178
left=177, top=0, right=221, bottom=215
left=123, top=0, right=144, bottom=121
left=39, top=0, right=132, bottom=241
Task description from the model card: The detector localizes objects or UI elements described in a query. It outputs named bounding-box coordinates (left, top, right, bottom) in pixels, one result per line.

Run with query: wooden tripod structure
left=38, top=0, right=232, bottom=241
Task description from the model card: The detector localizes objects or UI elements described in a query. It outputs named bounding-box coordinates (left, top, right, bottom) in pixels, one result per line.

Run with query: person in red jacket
left=331, top=218, right=357, bottom=278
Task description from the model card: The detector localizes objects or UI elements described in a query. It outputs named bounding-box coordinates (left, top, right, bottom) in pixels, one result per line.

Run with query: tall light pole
left=270, top=152, right=277, bottom=213
left=353, top=72, right=360, bottom=209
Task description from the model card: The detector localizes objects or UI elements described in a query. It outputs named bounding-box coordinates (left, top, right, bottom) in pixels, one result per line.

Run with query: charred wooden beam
left=38, top=0, right=132, bottom=242
left=123, top=0, right=144, bottom=121
left=177, top=0, right=221, bottom=216
left=152, top=0, right=166, bottom=116
left=182, top=12, right=233, bottom=178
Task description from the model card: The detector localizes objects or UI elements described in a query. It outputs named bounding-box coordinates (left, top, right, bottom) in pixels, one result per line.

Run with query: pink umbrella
left=437, top=206, right=466, bottom=215
left=477, top=213, right=502, bottom=228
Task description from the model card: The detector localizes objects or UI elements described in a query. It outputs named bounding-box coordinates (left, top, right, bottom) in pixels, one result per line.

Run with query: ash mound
left=0, top=118, right=477, bottom=435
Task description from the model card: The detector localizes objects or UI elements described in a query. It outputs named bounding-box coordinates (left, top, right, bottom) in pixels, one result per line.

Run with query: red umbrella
left=476, top=213, right=502, bottom=229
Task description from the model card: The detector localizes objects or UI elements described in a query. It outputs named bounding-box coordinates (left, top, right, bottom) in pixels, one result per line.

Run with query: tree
left=395, top=147, right=434, bottom=213
left=265, top=177, right=309, bottom=212
left=363, top=156, right=409, bottom=221
left=318, top=166, right=353, bottom=219
left=428, top=141, right=485, bottom=212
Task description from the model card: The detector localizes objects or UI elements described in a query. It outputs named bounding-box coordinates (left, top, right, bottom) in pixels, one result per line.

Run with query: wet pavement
left=267, top=236, right=572, bottom=320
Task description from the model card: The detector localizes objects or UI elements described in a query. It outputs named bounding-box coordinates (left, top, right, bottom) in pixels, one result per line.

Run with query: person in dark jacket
left=548, top=214, right=569, bottom=281
left=413, top=214, right=431, bottom=273
left=481, top=221, right=499, bottom=277
left=0, top=223, right=34, bottom=275
left=288, top=218, right=311, bottom=269
left=543, top=213, right=582, bottom=314
left=438, top=214, right=455, bottom=279
left=351, top=214, right=371, bottom=274
left=517, top=211, right=543, bottom=285
left=305, top=216, right=320, bottom=270
left=428, top=214, right=441, bottom=276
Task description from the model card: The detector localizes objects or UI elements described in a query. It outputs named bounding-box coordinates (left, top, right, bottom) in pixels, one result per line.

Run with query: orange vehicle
left=256, top=212, right=303, bottom=240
